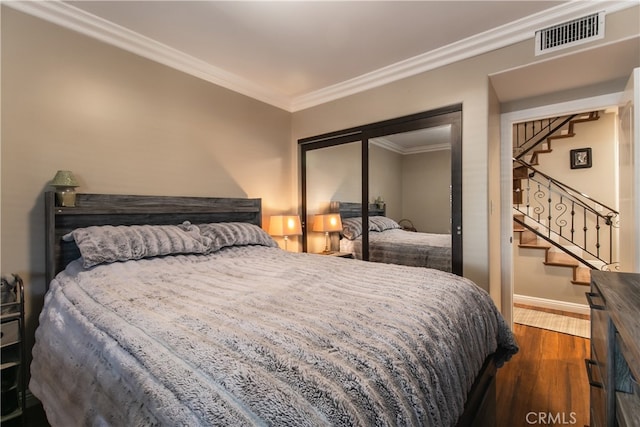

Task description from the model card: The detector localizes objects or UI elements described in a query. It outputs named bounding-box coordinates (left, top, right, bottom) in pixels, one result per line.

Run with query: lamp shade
left=312, top=213, right=342, bottom=233
left=51, top=170, right=79, bottom=187
left=268, top=215, right=302, bottom=237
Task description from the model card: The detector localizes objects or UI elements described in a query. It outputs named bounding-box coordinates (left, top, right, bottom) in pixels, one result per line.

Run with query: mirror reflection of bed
left=331, top=201, right=452, bottom=272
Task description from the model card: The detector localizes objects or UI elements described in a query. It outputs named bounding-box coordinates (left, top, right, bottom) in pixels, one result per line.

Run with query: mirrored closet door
left=299, top=105, right=462, bottom=275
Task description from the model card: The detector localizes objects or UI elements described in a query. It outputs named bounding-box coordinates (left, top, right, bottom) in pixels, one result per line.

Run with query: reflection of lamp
left=268, top=215, right=302, bottom=251
left=50, top=170, right=79, bottom=207
left=312, top=213, right=343, bottom=254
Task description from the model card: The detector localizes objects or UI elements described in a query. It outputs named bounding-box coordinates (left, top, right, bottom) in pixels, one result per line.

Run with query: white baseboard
left=514, top=294, right=590, bottom=316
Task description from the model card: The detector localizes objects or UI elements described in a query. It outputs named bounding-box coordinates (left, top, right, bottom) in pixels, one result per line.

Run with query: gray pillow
left=341, top=217, right=363, bottom=240
left=63, top=222, right=211, bottom=268
left=369, top=216, right=401, bottom=232
left=197, top=222, right=278, bottom=252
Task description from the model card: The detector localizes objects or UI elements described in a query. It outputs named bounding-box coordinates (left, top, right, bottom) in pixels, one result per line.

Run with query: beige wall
left=401, top=150, right=451, bottom=233
left=369, top=144, right=402, bottom=219
left=537, top=112, right=618, bottom=208
left=1, top=8, right=292, bottom=359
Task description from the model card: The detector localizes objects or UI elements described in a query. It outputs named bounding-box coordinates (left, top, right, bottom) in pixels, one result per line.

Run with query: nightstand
left=1, top=275, right=26, bottom=425
left=318, top=251, right=353, bottom=259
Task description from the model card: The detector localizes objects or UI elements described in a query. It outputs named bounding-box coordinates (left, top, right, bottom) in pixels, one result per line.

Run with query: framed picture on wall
left=570, top=147, right=592, bottom=169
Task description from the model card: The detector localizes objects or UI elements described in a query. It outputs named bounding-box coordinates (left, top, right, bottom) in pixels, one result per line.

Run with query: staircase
left=514, top=213, right=597, bottom=285
left=512, top=111, right=619, bottom=286
left=513, top=111, right=600, bottom=205
left=513, top=111, right=599, bottom=164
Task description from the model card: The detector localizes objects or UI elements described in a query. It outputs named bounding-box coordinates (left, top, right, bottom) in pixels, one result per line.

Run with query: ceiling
left=8, top=1, right=638, bottom=111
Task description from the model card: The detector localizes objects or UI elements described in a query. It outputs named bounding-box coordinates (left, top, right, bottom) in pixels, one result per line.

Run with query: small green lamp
left=51, top=170, right=79, bottom=207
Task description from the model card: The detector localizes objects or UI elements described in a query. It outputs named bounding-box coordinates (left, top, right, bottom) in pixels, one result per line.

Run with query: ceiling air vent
left=535, top=12, right=605, bottom=55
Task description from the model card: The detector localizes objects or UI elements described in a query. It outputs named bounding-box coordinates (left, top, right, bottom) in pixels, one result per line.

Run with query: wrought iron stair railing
left=513, top=114, right=577, bottom=161
left=512, top=158, right=619, bottom=271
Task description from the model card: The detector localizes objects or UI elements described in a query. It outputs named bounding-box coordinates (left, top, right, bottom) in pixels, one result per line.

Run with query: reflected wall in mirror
left=365, top=126, right=453, bottom=272
left=304, top=141, right=361, bottom=254
left=370, top=126, right=452, bottom=233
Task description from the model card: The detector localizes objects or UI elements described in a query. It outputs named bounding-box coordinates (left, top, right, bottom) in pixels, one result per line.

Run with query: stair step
left=572, top=267, right=592, bottom=286
left=548, top=133, right=575, bottom=140
left=518, top=231, right=551, bottom=248
left=517, top=227, right=541, bottom=244
left=534, top=147, right=553, bottom=154
left=519, top=242, right=552, bottom=249
left=513, top=214, right=525, bottom=232
left=549, top=244, right=583, bottom=257
left=545, top=251, right=580, bottom=267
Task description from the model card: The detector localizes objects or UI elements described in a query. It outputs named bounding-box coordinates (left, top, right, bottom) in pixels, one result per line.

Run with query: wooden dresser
left=587, top=271, right=640, bottom=427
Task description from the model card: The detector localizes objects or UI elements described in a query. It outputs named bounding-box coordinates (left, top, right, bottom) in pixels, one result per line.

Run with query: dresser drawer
left=590, top=382, right=606, bottom=427
left=0, top=320, right=20, bottom=347
left=588, top=271, right=640, bottom=427
left=588, top=286, right=612, bottom=391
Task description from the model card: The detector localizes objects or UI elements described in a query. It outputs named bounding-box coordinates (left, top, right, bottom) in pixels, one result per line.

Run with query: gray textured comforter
left=31, top=246, right=516, bottom=427
left=349, top=229, right=452, bottom=272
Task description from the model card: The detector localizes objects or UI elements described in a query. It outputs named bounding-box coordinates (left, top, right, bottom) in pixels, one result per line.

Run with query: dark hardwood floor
left=497, top=323, right=590, bottom=427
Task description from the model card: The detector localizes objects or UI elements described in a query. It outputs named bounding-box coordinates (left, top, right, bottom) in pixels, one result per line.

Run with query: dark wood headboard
left=45, top=192, right=262, bottom=286
left=329, top=201, right=386, bottom=218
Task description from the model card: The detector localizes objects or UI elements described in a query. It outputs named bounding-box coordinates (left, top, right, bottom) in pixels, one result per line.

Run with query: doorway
left=500, top=92, right=624, bottom=325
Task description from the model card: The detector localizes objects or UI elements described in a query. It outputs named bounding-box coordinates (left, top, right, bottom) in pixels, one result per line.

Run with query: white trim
left=501, top=92, right=622, bottom=329
left=514, top=294, right=590, bottom=316
left=370, top=138, right=450, bottom=155
left=5, top=0, right=635, bottom=112
left=503, top=92, right=623, bottom=124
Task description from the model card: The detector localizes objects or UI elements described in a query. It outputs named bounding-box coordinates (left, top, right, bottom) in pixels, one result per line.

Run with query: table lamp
left=268, top=215, right=302, bottom=251
left=312, top=213, right=343, bottom=254
left=50, top=170, right=79, bottom=207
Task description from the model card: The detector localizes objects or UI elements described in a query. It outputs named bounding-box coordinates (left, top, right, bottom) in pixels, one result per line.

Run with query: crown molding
left=5, top=0, right=636, bottom=113
left=371, top=137, right=450, bottom=155
left=291, top=0, right=636, bottom=111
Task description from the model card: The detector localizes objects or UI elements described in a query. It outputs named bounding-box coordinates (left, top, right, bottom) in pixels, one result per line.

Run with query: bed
left=31, top=192, right=517, bottom=427
left=332, top=202, right=452, bottom=272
